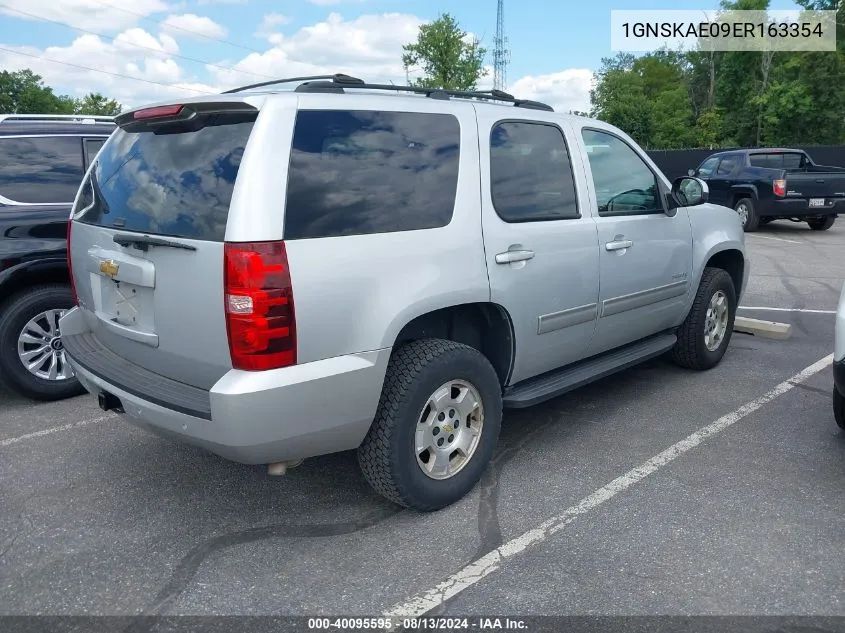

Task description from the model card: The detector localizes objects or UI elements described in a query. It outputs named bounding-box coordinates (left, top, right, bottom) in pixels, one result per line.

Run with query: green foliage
left=588, top=1, right=845, bottom=149
left=0, top=69, right=122, bottom=116
left=402, top=13, right=488, bottom=91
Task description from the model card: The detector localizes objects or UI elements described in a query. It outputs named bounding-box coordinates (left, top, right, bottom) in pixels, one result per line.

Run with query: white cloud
left=0, top=30, right=218, bottom=109
left=212, top=12, right=425, bottom=88
left=309, top=0, right=366, bottom=6
left=509, top=69, right=593, bottom=114
left=255, top=13, right=292, bottom=39
left=0, top=0, right=169, bottom=32
left=161, top=13, right=228, bottom=39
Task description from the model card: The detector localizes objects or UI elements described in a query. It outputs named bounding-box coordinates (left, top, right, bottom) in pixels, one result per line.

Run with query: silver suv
left=61, top=75, right=749, bottom=511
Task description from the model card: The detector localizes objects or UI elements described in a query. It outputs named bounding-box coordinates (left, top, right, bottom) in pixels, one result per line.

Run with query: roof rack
left=221, top=74, right=365, bottom=94
left=0, top=114, right=116, bottom=125
left=221, top=73, right=554, bottom=112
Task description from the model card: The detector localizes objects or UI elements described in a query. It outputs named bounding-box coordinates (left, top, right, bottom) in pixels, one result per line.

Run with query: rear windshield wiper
left=113, top=233, right=197, bottom=252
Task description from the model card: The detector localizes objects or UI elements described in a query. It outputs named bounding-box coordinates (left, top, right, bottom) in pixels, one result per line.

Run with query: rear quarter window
left=283, top=110, right=461, bottom=240
left=0, top=136, right=84, bottom=204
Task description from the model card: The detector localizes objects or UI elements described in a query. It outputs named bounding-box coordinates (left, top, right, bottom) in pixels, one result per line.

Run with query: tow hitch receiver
left=98, top=391, right=123, bottom=413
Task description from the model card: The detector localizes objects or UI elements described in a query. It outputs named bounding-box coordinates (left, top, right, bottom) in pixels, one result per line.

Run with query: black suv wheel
left=0, top=285, right=84, bottom=401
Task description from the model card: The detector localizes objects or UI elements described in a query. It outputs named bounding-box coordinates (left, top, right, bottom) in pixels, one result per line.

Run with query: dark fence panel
left=646, top=145, right=845, bottom=181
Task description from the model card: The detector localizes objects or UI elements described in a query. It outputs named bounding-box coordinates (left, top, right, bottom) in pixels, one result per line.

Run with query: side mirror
left=687, top=168, right=696, bottom=176
left=669, top=176, right=709, bottom=210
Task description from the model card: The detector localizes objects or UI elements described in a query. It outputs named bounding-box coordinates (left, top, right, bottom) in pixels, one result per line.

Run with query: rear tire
left=808, top=216, right=835, bottom=231
left=835, top=388, right=845, bottom=431
left=672, top=268, right=737, bottom=371
left=358, top=339, right=502, bottom=512
left=0, top=285, right=84, bottom=401
left=734, top=197, right=759, bottom=232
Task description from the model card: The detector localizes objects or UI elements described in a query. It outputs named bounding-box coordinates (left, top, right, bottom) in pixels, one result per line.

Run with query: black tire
left=672, top=268, right=737, bottom=371
left=0, top=285, right=84, bottom=401
left=357, top=339, right=503, bottom=512
left=734, top=197, right=759, bottom=232
left=835, top=388, right=845, bottom=431
left=808, top=216, right=835, bottom=231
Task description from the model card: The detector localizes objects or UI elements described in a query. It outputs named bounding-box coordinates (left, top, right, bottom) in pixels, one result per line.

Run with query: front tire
left=0, top=285, right=84, bottom=401
left=358, top=339, right=503, bottom=512
left=835, top=388, right=845, bottom=431
left=672, top=268, right=737, bottom=371
left=808, top=216, right=835, bottom=231
left=734, top=197, right=760, bottom=232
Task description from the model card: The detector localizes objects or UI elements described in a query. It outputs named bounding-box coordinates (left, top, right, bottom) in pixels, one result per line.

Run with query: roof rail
left=0, top=113, right=116, bottom=125
left=222, top=74, right=365, bottom=94
left=221, top=73, right=555, bottom=112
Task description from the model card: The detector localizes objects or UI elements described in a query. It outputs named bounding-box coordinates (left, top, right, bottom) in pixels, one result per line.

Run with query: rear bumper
left=760, top=198, right=842, bottom=218
left=60, top=307, right=391, bottom=464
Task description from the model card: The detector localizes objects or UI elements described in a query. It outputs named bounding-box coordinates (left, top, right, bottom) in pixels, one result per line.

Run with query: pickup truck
left=0, top=114, right=115, bottom=401
left=689, top=148, right=845, bottom=231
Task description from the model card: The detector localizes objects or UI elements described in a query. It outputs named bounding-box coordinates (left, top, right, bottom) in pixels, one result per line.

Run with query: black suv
left=0, top=114, right=115, bottom=400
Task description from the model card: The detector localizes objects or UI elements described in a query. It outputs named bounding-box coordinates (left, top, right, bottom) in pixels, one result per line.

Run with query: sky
left=0, top=0, right=805, bottom=114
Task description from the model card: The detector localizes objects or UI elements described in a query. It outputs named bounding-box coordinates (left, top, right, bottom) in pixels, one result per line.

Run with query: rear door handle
left=605, top=239, right=633, bottom=251
left=495, top=249, right=535, bottom=264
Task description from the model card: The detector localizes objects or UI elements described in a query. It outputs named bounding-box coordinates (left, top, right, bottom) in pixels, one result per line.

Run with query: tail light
left=224, top=241, right=296, bottom=371
left=133, top=104, right=183, bottom=120
left=773, top=178, right=786, bottom=197
left=67, top=220, right=78, bottom=305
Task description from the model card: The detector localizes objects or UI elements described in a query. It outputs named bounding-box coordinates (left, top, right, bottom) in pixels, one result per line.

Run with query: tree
left=74, top=92, right=122, bottom=116
left=402, top=13, right=488, bottom=91
left=0, top=69, right=122, bottom=116
left=0, top=69, right=74, bottom=114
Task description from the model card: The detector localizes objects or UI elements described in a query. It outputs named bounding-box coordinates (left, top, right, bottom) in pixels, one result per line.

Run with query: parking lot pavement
left=1, top=220, right=844, bottom=617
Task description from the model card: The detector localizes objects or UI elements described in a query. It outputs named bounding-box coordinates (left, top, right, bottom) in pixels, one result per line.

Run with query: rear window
left=283, top=110, right=461, bottom=240
left=0, top=136, right=83, bottom=204
left=75, top=113, right=256, bottom=241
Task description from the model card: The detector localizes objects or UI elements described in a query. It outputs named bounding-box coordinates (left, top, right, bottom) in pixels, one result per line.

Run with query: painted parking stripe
left=747, top=234, right=802, bottom=244
left=384, top=353, right=835, bottom=618
left=0, top=414, right=115, bottom=448
left=739, top=306, right=836, bottom=315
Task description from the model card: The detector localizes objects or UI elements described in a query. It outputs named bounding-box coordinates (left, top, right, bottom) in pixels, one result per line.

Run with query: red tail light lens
left=224, top=241, right=296, bottom=371
left=67, top=220, right=78, bottom=305
left=773, top=178, right=786, bottom=197
left=133, top=104, right=183, bottom=120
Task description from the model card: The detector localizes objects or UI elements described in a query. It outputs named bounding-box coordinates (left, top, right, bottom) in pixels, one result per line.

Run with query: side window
left=284, top=110, right=460, bottom=240
left=489, top=121, right=579, bottom=222
left=782, top=153, right=805, bottom=169
left=697, top=156, right=720, bottom=177
left=715, top=156, right=739, bottom=176
left=0, top=136, right=84, bottom=204
left=84, top=138, right=107, bottom=168
left=580, top=128, right=663, bottom=215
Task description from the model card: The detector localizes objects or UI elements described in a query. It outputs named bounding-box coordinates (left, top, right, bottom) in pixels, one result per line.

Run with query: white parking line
left=739, top=306, right=836, bottom=314
left=0, top=414, right=115, bottom=448
left=747, top=234, right=802, bottom=244
left=385, top=353, right=835, bottom=618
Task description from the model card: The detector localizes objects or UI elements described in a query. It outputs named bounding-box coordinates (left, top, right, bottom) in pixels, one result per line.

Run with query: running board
left=503, top=333, right=678, bottom=409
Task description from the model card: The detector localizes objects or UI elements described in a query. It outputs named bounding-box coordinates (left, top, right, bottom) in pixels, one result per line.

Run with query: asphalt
left=1, top=220, right=844, bottom=618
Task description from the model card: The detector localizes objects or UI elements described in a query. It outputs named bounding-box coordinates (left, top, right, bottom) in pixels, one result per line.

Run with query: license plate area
left=809, top=198, right=826, bottom=207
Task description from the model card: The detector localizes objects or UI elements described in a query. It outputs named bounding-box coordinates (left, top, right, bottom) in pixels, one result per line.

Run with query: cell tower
left=492, top=0, right=510, bottom=91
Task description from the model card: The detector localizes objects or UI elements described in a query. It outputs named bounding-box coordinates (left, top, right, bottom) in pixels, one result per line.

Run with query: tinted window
left=0, top=136, right=83, bottom=204
left=581, top=129, right=662, bottom=215
left=697, top=156, right=720, bottom=177
left=716, top=156, right=739, bottom=175
left=490, top=121, right=579, bottom=222
left=84, top=138, right=106, bottom=168
left=75, top=113, right=256, bottom=241
left=284, top=110, right=460, bottom=240
left=782, top=153, right=805, bottom=169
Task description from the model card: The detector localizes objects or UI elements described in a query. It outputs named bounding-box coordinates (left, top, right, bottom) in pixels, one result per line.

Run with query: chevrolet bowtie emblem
left=442, top=423, right=454, bottom=434
left=99, top=260, right=119, bottom=278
